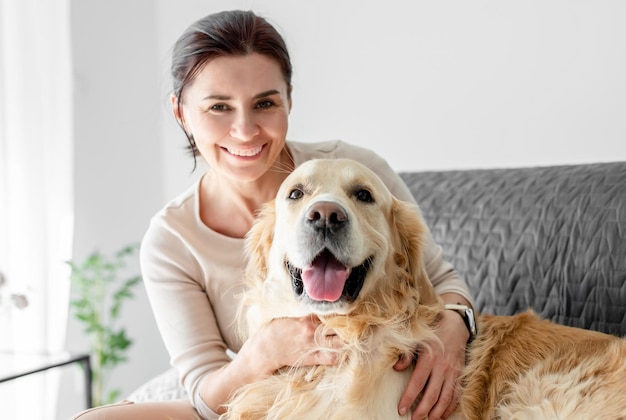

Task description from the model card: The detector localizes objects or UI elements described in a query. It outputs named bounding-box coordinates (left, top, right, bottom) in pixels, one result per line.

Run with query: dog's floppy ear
left=390, top=197, right=439, bottom=306
left=245, top=200, right=276, bottom=286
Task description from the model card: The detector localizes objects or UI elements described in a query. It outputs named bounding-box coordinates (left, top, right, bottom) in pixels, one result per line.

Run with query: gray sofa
left=129, top=161, right=626, bottom=402
left=400, top=161, right=626, bottom=336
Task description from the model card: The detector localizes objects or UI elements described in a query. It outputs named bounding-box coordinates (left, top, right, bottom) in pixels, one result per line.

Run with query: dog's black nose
left=306, top=201, right=348, bottom=232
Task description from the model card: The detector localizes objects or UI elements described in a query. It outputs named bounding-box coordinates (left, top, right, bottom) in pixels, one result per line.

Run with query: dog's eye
left=288, top=188, right=304, bottom=200
left=355, top=189, right=374, bottom=203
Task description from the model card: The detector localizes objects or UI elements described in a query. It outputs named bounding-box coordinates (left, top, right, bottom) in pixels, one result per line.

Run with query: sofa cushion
left=400, top=162, right=626, bottom=336
left=127, top=367, right=187, bottom=402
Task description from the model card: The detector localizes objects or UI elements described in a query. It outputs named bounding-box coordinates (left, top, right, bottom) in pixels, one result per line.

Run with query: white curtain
left=0, top=0, right=73, bottom=418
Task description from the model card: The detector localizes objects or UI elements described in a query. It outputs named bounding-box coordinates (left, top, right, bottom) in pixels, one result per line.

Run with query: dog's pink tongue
left=301, top=253, right=349, bottom=302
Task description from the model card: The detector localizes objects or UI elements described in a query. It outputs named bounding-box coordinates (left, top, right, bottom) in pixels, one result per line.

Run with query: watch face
left=465, top=307, right=477, bottom=339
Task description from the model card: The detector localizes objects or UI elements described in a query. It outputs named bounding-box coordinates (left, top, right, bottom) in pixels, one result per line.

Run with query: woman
left=73, top=10, right=474, bottom=420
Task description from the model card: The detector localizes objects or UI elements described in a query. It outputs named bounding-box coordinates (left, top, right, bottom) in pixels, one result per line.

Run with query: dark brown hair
left=171, top=10, right=293, bottom=166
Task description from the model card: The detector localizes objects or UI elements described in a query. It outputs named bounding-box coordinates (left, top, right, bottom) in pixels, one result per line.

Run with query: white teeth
left=226, top=146, right=263, bottom=157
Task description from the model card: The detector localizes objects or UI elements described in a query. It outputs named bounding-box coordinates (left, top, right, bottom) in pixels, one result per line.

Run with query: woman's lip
left=224, top=145, right=264, bottom=157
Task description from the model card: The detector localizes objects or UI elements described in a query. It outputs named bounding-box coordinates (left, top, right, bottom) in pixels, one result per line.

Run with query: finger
left=398, top=351, right=433, bottom=416
left=325, top=333, right=343, bottom=349
left=393, top=353, right=413, bottom=371
left=313, top=325, right=341, bottom=349
left=411, top=372, right=444, bottom=420
left=426, top=378, right=458, bottom=420
left=309, top=349, right=338, bottom=366
left=441, top=384, right=461, bottom=419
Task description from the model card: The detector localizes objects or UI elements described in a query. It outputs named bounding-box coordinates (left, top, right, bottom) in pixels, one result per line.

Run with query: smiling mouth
left=286, top=249, right=372, bottom=303
left=225, top=145, right=264, bottom=157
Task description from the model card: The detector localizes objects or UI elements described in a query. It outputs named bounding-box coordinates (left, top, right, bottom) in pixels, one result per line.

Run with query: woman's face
left=175, top=53, right=291, bottom=183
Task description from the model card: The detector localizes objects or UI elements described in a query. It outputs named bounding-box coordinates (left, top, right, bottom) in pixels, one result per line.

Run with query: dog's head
left=244, top=159, right=440, bottom=328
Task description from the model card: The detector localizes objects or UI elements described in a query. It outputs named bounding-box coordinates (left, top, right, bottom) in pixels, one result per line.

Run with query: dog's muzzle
left=286, top=250, right=372, bottom=305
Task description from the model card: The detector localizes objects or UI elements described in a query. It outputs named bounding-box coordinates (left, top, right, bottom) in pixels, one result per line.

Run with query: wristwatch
left=444, top=303, right=478, bottom=343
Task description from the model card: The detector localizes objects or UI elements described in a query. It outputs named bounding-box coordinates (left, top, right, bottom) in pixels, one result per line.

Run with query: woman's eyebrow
left=253, top=89, right=280, bottom=99
left=203, top=89, right=281, bottom=102
left=202, top=94, right=230, bottom=101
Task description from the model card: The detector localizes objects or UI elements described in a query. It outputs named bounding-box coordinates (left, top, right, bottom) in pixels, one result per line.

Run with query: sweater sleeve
left=140, top=208, right=233, bottom=419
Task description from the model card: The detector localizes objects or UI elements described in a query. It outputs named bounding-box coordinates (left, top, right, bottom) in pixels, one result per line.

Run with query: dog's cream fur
left=222, top=159, right=626, bottom=420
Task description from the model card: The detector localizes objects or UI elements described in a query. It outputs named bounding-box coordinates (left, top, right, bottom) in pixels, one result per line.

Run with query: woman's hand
left=245, top=315, right=340, bottom=377
left=394, top=308, right=469, bottom=419
left=202, top=315, right=339, bottom=414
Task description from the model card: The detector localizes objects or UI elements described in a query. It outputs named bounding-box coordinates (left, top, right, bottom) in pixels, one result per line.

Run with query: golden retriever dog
left=223, top=159, right=626, bottom=419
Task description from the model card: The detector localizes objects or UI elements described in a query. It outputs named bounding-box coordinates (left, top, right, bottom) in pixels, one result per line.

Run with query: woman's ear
left=287, top=85, right=293, bottom=113
left=171, top=93, right=185, bottom=126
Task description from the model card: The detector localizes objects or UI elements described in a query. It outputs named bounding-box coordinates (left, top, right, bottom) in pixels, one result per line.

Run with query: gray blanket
left=400, top=162, right=626, bottom=337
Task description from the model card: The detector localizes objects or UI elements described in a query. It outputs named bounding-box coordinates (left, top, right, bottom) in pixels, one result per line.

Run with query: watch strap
left=444, top=303, right=478, bottom=343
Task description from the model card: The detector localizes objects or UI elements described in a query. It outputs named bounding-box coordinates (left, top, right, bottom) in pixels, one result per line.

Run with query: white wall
left=157, top=0, right=626, bottom=203
left=68, top=0, right=626, bottom=410
left=65, top=0, right=169, bottom=412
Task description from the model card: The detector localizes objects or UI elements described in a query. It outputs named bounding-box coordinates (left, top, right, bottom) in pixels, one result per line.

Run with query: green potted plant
left=67, top=243, right=142, bottom=407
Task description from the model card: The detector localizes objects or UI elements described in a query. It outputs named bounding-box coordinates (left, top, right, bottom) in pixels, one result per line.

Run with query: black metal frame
left=0, top=352, right=92, bottom=409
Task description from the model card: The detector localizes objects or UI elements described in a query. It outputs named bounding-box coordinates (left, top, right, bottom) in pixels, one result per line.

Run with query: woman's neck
left=199, top=147, right=294, bottom=238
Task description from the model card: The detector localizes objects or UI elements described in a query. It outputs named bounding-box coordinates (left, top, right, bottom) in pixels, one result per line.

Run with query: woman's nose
left=230, top=110, right=260, bottom=141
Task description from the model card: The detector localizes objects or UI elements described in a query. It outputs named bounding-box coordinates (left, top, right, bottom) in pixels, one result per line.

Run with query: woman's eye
left=210, top=104, right=230, bottom=111
left=256, top=100, right=275, bottom=109
left=355, top=189, right=374, bottom=203
left=288, top=189, right=304, bottom=200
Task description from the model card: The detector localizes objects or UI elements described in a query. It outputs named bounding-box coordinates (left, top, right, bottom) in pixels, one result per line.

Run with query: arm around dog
left=198, top=315, right=340, bottom=416
left=140, top=197, right=341, bottom=418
